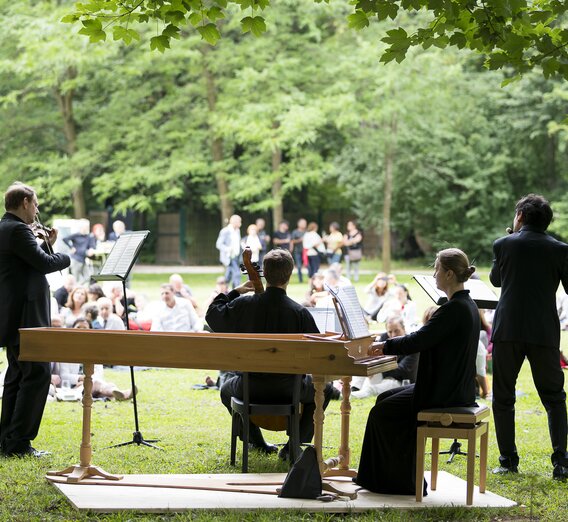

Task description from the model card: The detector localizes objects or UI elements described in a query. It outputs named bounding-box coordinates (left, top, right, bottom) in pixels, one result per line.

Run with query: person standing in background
left=344, top=220, right=363, bottom=282
left=272, top=220, right=292, bottom=252
left=255, top=218, right=270, bottom=267
left=216, top=215, right=242, bottom=290
left=62, top=220, right=96, bottom=285
left=0, top=182, right=70, bottom=457
left=490, top=194, right=568, bottom=479
left=291, top=218, right=307, bottom=283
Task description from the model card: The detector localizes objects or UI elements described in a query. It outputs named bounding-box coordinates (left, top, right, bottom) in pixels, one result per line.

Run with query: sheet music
left=95, top=231, right=149, bottom=281
left=413, top=275, right=499, bottom=309
left=326, top=285, right=370, bottom=339
left=307, top=307, right=342, bottom=334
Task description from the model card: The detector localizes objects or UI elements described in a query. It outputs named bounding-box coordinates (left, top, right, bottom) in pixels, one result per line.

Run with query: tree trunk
left=55, top=66, right=86, bottom=219
left=271, top=142, right=283, bottom=226
left=381, top=115, right=397, bottom=273
left=203, top=48, right=233, bottom=224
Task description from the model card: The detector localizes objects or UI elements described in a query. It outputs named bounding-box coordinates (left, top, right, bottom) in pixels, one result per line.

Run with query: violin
left=241, top=247, right=264, bottom=294
left=30, top=216, right=55, bottom=255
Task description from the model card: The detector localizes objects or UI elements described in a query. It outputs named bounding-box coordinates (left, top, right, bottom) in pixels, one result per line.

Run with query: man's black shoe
left=492, top=465, right=518, bottom=475
left=553, top=464, right=568, bottom=480
left=4, top=447, right=50, bottom=458
left=249, top=443, right=278, bottom=455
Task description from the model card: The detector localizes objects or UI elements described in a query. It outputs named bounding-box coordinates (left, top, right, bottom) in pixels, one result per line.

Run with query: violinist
left=0, top=182, right=70, bottom=458
left=206, top=248, right=335, bottom=460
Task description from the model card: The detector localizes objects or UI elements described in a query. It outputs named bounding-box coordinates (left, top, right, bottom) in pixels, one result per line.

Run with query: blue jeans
left=225, top=257, right=242, bottom=289
left=293, top=251, right=304, bottom=283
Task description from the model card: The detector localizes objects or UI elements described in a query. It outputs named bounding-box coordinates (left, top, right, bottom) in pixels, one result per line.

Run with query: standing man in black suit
left=0, top=182, right=70, bottom=457
left=490, top=194, right=568, bottom=479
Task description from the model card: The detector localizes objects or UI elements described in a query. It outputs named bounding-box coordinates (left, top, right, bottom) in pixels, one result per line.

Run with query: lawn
left=0, top=263, right=567, bottom=521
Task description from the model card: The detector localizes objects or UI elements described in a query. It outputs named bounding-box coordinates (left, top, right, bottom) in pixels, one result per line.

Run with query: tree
left=62, top=0, right=568, bottom=81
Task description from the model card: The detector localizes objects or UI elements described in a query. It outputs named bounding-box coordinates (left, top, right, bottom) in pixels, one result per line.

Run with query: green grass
left=1, top=266, right=566, bottom=521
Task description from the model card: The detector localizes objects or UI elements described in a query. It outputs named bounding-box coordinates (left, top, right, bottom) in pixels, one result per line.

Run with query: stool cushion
left=417, top=405, right=490, bottom=426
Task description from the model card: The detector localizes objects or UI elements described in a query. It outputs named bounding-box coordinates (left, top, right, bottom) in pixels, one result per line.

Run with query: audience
left=351, top=315, right=419, bottom=399
left=61, top=286, right=89, bottom=328
left=151, top=284, right=203, bottom=332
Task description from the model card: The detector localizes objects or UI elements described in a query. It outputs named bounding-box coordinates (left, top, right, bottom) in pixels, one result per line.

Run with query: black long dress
left=356, top=289, right=480, bottom=495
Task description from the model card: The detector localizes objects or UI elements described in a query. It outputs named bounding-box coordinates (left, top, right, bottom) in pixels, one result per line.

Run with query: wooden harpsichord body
left=19, top=327, right=397, bottom=483
left=19, top=328, right=397, bottom=377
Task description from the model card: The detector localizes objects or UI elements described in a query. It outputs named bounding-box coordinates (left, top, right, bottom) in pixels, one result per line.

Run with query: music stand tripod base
left=439, top=439, right=468, bottom=464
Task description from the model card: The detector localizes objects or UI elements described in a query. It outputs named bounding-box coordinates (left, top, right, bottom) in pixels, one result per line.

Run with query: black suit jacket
left=0, top=212, right=70, bottom=346
left=490, top=225, right=568, bottom=348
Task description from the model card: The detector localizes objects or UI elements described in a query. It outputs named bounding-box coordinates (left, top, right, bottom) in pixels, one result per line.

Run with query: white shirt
left=94, top=314, right=125, bottom=330
left=151, top=297, right=203, bottom=332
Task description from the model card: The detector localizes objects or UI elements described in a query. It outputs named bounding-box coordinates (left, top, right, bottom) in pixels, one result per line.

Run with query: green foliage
left=61, top=0, right=568, bottom=80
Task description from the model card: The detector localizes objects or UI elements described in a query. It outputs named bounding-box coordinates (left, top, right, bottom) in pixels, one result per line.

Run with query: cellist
left=205, top=248, right=335, bottom=460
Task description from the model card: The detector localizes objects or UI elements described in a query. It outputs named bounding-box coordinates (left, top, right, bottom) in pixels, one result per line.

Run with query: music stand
left=414, top=274, right=497, bottom=463
left=93, top=230, right=161, bottom=450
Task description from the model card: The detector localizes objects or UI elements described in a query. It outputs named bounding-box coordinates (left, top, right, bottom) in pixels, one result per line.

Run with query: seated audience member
left=203, top=276, right=229, bottom=313
left=373, top=283, right=418, bottom=326
left=104, top=282, right=136, bottom=320
left=206, top=249, right=335, bottom=459
left=351, top=315, right=419, bottom=399
left=61, top=286, right=89, bottom=327
left=151, top=284, right=203, bottom=332
left=303, top=272, right=328, bottom=308
left=81, top=303, right=102, bottom=329
left=49, top=317, right=133, bottom=400
left=557, top=290, right=568, bottom=330
left=169, top=273, right=200, bottom=311
left=93, top=297, right=125, bottom=330
left=53, top=274, right=76, bottom=311
left=476, top=310, right=492, bottom=398
left=363, top=272, right=391, bottom=320
left=328, top=262, right=351, bottom=286
left=50, top=314, right=64, bottom=328
left=87, top=283, right=105, bottom=302
left=127, top=294, right=152, bottom=330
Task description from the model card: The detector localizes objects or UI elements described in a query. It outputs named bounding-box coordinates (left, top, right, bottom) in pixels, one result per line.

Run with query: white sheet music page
left=326, top=284, right=370, bottom=339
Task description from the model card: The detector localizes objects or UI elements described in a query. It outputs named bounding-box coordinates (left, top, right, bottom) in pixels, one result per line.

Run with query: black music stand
left=93, top=230, right=161, bottom=450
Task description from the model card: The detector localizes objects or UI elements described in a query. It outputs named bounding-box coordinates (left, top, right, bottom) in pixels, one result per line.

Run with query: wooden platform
left=51, top=472, right=516, bottom=512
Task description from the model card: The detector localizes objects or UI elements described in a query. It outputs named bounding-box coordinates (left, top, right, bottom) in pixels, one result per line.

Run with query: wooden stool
left=416, top=405, right=489, bottom=506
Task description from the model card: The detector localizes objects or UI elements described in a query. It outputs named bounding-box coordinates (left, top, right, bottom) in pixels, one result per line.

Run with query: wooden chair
left=416, top=405, right=490, bottom=506
left=230, top=372, right=302, bottom=473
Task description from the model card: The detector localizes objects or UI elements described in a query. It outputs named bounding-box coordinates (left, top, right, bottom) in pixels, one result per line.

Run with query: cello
left=241, top=247, right=264, bottom=294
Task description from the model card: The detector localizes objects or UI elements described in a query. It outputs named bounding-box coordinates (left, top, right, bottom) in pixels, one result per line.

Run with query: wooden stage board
left=49, top=472, right=516, bottom=512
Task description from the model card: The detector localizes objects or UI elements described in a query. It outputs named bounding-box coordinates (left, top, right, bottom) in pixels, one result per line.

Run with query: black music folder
left=93, top=231, right=149, bottom=282
left=413, top=275, right=499, bottom=309
left=326, top=285, right=371, bottom=339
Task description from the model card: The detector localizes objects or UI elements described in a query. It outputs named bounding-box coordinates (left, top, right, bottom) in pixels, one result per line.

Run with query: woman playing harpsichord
left=355, top=248, right=479, bottom=496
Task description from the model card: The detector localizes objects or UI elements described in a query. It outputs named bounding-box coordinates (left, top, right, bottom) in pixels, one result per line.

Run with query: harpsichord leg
left=46, top=363, right=122, bottom=483
left=323, top=375, right=357, bottom=478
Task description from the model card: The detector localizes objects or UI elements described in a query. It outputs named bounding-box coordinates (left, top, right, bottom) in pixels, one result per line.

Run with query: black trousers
left=492, top=341, right=568, bottom=467
left=356, top=385, right=425, bottom=495
left=0, top=344, right=51, bottom=455
left=220, top=373, right=334, bottom=447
